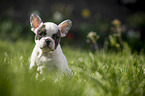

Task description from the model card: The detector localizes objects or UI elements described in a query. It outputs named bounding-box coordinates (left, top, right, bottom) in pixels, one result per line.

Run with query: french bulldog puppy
left=29, top=13, right=72, bottom=75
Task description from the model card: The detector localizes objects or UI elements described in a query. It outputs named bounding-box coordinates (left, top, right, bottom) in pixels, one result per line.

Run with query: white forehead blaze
left=44, top=22, right=59, bottom=37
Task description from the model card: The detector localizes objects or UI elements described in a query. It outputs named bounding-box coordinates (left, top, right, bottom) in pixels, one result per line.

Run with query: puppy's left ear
left=58, top=20, right=72, bottom=37
left=30, top=13, right=43, bottom=32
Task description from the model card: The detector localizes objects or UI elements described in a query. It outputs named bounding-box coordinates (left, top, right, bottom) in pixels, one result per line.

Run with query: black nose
left=45, top=39, right=51, bottom=45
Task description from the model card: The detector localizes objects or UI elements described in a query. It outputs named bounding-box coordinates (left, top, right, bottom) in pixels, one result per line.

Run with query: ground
left=0, top=40, right=145, bottom=96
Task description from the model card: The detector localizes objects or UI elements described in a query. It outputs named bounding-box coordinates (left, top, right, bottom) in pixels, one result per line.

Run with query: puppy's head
left=30, top=13, right=72, bottom=52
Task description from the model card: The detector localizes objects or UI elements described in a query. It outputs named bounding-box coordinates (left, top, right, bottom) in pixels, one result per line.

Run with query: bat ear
left=30, top=13, right=43, bottom=32
left=58, top=20, right=72, bottom=37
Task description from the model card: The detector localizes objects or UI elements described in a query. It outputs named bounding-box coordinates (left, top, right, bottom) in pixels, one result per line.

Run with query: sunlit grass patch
left=0, top=40, right=145, bottom=96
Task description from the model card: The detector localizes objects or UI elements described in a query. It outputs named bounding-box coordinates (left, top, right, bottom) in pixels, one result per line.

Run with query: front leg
left=29, top=46, right=39, bottom=72
left=30, top=62, right=35, bottom=70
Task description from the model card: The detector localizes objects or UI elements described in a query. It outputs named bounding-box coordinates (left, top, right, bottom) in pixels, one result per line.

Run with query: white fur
left=29, top=17, right=72, bottom=76
left=30, top=44, right=71, bottom=75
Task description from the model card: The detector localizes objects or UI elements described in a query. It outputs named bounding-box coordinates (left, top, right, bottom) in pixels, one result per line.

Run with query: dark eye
left=53, top=34, right=60, bottom=40
left=55, top=35, right=59, bottom=39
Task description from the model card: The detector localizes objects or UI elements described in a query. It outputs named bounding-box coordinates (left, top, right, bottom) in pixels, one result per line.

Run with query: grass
left=0, top=40, right=145, bottom=96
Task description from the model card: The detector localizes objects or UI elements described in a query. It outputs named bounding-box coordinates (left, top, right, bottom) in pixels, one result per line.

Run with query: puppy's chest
left=37, top=54, right=58, bottom=67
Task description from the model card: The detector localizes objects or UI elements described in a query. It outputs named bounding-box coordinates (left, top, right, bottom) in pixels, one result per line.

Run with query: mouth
left=40, top=44, right=54, bottom=52
left=40, top=48, right=54, bottom=54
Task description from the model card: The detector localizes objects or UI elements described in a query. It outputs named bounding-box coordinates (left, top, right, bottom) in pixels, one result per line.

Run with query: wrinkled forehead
left=44, top=22, right=59, bottom=36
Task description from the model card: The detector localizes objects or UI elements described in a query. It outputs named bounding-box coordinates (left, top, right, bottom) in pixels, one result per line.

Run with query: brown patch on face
left=35, top=25, right=46, bottom=40
left=52, top=31, right=61, bottom=49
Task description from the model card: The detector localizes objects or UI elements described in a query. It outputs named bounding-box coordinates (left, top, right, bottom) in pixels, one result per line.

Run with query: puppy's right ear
left=30, top=13, right=43, bottom=32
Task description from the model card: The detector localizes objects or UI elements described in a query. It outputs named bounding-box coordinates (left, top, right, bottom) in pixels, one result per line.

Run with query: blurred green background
left=0, top=0, right=145, bottom=96
left=0, top=0, right=145, bottom=52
